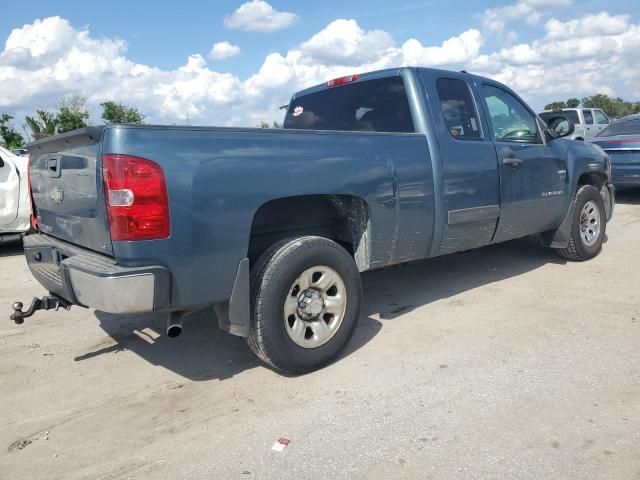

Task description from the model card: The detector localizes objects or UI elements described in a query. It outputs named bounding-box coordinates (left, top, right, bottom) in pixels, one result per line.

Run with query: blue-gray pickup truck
left=11, top=67, right=615, bottom=373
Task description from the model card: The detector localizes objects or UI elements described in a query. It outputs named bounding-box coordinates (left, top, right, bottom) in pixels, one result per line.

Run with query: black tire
left=248, top=236, right=362, bottom=374
left=556, top=185, right=606, bottom=261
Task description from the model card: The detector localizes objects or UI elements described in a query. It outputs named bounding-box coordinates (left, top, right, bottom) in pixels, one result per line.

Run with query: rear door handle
left=502, top=157, right=523, bottom=167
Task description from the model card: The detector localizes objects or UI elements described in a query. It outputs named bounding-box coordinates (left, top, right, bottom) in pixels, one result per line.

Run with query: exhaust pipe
left=167, top=312, right=183, bottom=338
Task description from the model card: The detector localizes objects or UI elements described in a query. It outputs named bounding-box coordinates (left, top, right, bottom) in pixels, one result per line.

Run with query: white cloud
left=209, top=41, right=241, bottom=60
left=545, top=12, right=630, bottom=39
left=1, top=13, right=639, bottom=129
left=224, top=0, right=298, bottom=33
left=483, top=0, right=574, bottom=33
left=401, top=29, right=482, bottom=66
left=298, top=19, right=395, bottom=66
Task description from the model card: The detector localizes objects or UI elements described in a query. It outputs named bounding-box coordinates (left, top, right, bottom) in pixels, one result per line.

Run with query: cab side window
left=481, top=85, right=541, bottom=144
left=436, top=78, right=482, bottom=140
left=594, top=110, right=609, bottom=125
left=583, top=110, right=594, bottom=125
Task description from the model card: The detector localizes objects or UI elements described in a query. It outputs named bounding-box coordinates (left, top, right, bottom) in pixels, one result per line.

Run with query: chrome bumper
left=23, top=234, right=170, bottom=314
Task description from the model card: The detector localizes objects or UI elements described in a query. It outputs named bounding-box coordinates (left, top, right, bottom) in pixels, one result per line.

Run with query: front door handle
left=502, top=157, right=523, bottom=167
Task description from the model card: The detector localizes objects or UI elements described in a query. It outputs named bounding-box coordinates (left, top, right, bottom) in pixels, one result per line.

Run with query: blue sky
left=1, top=0, right=639, bottom=128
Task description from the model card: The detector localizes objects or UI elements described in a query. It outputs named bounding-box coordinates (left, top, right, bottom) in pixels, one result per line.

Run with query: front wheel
left=555, top=185, right=606, bottom=261
left=248, top=236, right=362, bottom=374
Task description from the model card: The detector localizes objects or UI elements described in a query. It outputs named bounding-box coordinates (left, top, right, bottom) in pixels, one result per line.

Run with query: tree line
left=544, top=94, right=640, bottom=118
left=0, top=93, right=144, bottom=150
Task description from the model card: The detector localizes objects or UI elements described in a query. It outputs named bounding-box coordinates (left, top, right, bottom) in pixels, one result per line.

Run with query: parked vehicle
left=591, top=116, right=640, bottom=187
left=11, top=67, right=615, bottom=373
left=539, top=108, right=610, bottom=140
left=0, top=146, right=30, bottom=245
left=612, top=113, right=640, bottom=123
left=11, top=148, right=29, bottom=157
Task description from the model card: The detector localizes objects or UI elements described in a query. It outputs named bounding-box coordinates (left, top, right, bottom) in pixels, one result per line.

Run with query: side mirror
left=0, top=156, right=5, bottom=168
left=546, top=115, right=575, bottom=140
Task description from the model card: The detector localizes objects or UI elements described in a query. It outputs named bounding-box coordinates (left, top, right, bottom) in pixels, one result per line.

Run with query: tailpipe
left=167, top=312, right=183, bottom=338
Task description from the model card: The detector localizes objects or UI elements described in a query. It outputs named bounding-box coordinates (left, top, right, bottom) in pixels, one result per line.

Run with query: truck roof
left=290, top=67, right=496, bottom=100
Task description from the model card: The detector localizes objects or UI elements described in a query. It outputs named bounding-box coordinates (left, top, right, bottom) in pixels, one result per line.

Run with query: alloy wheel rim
left=580, top=200, right=601, bottom=247
left=283, top=265, right=347, bottom=349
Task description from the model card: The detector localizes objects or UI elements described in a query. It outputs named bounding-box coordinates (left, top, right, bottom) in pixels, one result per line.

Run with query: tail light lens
left=102, top=154, right=170, bottom=241
left=27, top=154, right=38, bottom=231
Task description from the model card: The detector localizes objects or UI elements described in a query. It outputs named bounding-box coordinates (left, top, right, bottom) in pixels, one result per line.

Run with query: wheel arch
left=248, top=194, right=372, bottom=272
left=578, top=171, right=607, bottom=190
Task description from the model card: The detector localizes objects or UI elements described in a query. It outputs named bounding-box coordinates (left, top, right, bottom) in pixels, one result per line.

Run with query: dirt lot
left=1, top=192, right=639, bottom=480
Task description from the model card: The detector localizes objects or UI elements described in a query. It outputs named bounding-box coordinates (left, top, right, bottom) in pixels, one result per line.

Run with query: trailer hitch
left=10, top=295, right=72, bottom=324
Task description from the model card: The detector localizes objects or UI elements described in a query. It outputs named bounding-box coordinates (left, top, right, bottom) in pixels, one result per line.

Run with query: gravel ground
left=1, top=191, right=639, bottom=480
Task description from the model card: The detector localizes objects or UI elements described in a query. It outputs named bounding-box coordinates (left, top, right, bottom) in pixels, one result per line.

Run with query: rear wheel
left=248, top=236, right=362, bottom=374
left=556, top=185, right=606, bottom=261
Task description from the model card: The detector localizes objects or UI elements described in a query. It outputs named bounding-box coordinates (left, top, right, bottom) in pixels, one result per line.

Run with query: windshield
left=597, top=119, right=640, bottom=137
left=539, top=110, right=580, bottom=125
left=284, top=76, right=415, bottom=133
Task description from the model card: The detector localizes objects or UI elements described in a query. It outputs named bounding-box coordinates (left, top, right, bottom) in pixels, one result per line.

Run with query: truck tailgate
left=29, top=127, right=113, bottom=255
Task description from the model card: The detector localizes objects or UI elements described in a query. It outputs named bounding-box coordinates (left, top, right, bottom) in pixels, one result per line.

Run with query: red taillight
left=102, top=154, right=170, bottom=241
left=326, top=74, right=359, bottom=88
left=27, top=154, right=38, bottom=231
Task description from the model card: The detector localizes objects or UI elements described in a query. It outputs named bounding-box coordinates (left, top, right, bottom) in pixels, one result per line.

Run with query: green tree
left=580, top=94, right=640, bottom=118
left=544, top=101, right=567, bottom=110
left=0, top=114, right=24, bottom=149
left=566, top=98, right=580, bottom=108
left=57, top=92, right=89, bottom=133
left=25, top=110, right=58, bottom=140
left=100, top=101, right=144, bottom=124
left=257, top=121, right=282, bottom=128
left=58, top=107, right=89, bottom=133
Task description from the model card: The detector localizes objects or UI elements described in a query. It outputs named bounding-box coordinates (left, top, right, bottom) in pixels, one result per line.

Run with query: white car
left=0, top=146, right=31, bottom=244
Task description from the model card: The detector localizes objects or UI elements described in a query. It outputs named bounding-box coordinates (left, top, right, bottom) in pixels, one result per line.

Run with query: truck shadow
left=360, top=235, right=565, bottom=321
left=615, top=188, right=640, bottom=205
left=85, top=237, right=564, bottom=381
left=0, top=239, right=23, bottom=257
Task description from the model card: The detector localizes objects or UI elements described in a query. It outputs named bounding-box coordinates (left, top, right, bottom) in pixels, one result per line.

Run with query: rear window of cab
left=284, top=76, right=415, bottom=133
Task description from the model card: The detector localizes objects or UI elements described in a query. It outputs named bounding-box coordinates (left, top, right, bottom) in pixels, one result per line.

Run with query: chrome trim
left=447, top=205, right=500, bottom=225
left=69, top=270, right=155, bottom=313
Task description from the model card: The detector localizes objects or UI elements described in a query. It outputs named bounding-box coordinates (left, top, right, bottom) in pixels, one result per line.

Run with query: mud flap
left=540, top=200, right=575, bottom=249
left=214, top=258, right=250, bottom=337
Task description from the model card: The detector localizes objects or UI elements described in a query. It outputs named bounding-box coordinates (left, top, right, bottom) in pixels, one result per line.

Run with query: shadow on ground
left=615, top=188, right=640, bottom=205
left=0, top=238, right=23, bottom=257
left=83, top=236, right=564, bottom=381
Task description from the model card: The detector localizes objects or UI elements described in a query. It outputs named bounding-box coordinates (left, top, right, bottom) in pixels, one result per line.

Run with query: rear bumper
left=23, top=234, right=170, bottom=314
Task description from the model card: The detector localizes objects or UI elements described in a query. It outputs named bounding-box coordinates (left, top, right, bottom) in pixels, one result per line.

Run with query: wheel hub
left=297, top=288, right=324, bottom=320
left=579, top=200, right=601, bottom=247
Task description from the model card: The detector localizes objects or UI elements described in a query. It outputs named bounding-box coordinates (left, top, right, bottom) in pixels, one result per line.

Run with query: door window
left=481, top=85, right=541, bottom=143
left=594, top=110, right=609, bottom=124
left=436, top=78, right=482, bottom=140
left=583, top=110, right=594, bottom=125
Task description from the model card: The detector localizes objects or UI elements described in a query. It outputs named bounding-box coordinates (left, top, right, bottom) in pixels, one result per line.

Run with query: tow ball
left=10, top=295, right=72, bottom=324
